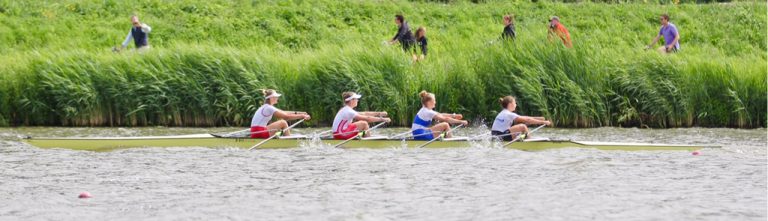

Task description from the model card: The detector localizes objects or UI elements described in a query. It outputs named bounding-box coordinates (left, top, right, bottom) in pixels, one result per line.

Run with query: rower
left=412, top=91, right=468, bottom=140
left=250, top=89, right=311, bottom=138
left=332, top=92, right=391, bottom=139
left=491, top=96, right=551, bottom=141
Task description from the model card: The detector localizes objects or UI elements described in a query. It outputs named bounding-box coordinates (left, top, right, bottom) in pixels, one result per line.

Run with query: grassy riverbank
left=0, top=0, right=765, bottom=128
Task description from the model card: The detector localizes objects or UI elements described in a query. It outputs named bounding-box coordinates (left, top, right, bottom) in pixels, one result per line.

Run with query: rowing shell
left=22, top=134, right=718, bottom=152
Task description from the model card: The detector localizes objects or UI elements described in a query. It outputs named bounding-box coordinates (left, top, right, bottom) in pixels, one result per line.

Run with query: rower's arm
left=354, top=114, right=390, bottom=123
left=273, top=110, right=310, bottom=120
left=515, top=116, right=551, bottom=126
left=434, top=113, right=467, bottom=125
left=439, top=113, right=463, bottom=120
left=359, top=111, right=387, bottom=117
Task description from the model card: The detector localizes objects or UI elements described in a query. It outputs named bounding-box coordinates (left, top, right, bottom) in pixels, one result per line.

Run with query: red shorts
left=250, top=126, right=270, bottom=138
left=333, top=124, right=358, bottom=140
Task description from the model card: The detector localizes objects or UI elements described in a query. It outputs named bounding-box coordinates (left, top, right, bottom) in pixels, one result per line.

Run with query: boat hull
left=22, top=134, right=714, bottom=152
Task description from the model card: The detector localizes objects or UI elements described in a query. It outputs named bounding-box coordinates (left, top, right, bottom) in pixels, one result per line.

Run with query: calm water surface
left=0, top=127, right=765, bottom=220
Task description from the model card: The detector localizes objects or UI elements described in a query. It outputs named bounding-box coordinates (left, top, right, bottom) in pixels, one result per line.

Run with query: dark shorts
left=491, top=130, right=515, bottom=141
left=401, top=41, right=415, bottom=52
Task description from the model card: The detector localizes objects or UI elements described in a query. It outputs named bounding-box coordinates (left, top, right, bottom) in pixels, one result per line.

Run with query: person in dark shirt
left=501, top=15, right=516, bottom=40
left=388, top=14, right=416, bottom=52
left=414, top=26, right=428, bottom=62
left=115, top=15, right=152, bottom=52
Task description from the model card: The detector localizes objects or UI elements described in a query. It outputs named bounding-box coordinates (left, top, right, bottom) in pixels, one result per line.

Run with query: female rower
left=491, top=96, right=551, bottom=141
left=412, top=91, right=468, bottom=140
left=332, top=92, right=391, bottom=139
left=250, top=89, right=311, bottom=138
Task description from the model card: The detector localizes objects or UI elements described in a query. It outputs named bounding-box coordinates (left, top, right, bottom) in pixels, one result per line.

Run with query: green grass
left=0, top=0, right=765, bottom=128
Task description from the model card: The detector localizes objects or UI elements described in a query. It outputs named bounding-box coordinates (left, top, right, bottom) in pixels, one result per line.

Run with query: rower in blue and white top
left=249, top=89, right=310, bottom=138
left=411, top=91, right=468, bottom=140
left=491, top=96, right=551, bottom=141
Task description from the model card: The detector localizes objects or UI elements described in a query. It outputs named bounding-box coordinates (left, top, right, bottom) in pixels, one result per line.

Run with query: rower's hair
left=419, top=90, right=434, bottom=105
left=342, top=91, right=355, bottom=103
left=262, top=89, right=276, bottom=103
left=499, top=96, right=516, bottom=108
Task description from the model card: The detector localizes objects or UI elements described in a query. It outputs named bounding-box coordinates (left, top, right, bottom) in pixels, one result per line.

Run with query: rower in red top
left=250, top=89, right=311, bottom=138
left=332, top=92, right=391, bottom=139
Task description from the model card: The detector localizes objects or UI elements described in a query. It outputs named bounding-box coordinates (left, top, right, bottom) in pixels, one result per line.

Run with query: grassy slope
left=0, top=0, right=765, bottom=127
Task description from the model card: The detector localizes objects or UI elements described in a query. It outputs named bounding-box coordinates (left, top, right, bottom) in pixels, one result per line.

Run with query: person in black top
left=414, top=26, right=427, bottom=62
left=501, top=15, right=516, bottom=40
left=388, top=14, right=416, bottom=52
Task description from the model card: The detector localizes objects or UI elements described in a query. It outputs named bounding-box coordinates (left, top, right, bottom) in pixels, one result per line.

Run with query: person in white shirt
left=411, top=91, right=468, bottom=140
left=250, top=89, right=310, bottom=138
left=332, top=92, right=391, bottom=139
left=490, top=96, right=551, bottom=141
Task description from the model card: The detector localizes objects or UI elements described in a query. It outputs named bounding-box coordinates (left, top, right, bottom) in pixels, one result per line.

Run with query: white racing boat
left=23, top=133, right=718, bottom=152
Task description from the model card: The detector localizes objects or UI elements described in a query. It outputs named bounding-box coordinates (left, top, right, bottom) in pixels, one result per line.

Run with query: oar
left=315, top=129, right=333, bottom=138
left=502, top=124, right=546, bottom=147
left=469, top=131, right=521, bottom=141
left=390, top=129, right=417, bottom=140
left=248, top=119, right=305, bottom=150
left=416, top=125, right=464, bottom=148
left=333, top=121, right=388, bottom=148
left=223, top=128, right=250, bottom=137
left=217, top=128, right=277, bottom=138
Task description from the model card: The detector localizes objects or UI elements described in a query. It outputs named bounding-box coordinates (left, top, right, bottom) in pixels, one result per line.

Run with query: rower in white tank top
left=248, top=89, right=311, bottom=138
left=332, top=106, right=358, bottom=133
left=491, top=109, right=519, bottom=132
left=251, top=104, right=280, bottom=127
left=491, top=96, right=551, bottom=141
left=331, top=92, right=391, bottom=140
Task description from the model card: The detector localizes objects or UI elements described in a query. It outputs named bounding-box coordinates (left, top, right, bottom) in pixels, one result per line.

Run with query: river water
left=0, top=127, right=765, bottom=220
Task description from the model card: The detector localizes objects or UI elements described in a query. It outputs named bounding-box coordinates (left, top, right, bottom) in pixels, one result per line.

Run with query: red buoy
left=692, top=151, right=701, bottom=156
left=78, top=191, right=92, bottom=199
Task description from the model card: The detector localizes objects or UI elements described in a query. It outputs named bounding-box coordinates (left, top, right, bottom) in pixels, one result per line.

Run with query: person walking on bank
left=116, top=15, right=151, bottom=52
left=547, top=16, right=572, bottom=48
left=414, top=26, right=428, bottom=62
left=501, top=14, right=516, bottom=40
left=645, top=14, right=680, bottom=54
left=388, top=14, right=417, bottom=53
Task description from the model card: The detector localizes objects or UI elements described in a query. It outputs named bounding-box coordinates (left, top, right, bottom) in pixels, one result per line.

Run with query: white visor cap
left=344, top=93, right=362, bottom=101
left=265, top=92, right=282, bottom=99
